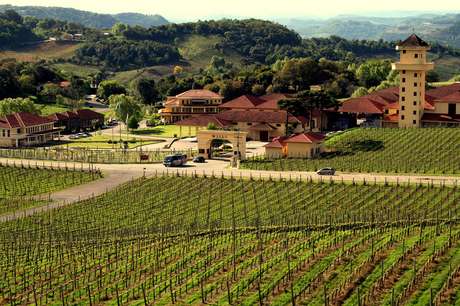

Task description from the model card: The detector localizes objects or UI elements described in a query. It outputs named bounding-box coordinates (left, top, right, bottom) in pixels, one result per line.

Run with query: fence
left=0, top=147, right=197, bottom=164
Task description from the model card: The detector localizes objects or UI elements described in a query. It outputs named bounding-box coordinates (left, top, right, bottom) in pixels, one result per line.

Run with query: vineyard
left=241, top=128, right=460, bottom=175
left=1, top=174, right=460, bottom=305
left=0, top=162, right=99, bottom=215
left=0, top=147, right=196, bottom=164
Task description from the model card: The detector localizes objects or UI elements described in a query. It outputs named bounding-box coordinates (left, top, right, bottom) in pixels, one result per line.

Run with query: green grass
left=242, top=128, right=460, bottom=175
left=56, top=134, right=162, bottom=149
left=52, top=62, right=101, bottom=78
left=0, top=175, right=459, bottom=305
left=132, top=125, right=196, bottom=138
left=0, top=164, right=98, bottom=215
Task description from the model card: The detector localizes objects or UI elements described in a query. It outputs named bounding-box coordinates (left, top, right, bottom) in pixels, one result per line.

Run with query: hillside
left=0, top=4, right=169, bottom=28
left=281, top=13, right=460, bottom=47
left=0, top=41, right=80, bottom=62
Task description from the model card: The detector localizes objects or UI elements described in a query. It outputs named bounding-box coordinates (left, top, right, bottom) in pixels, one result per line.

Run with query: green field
left=0, top=163, right=98, bottom=215
left=0, top=41, right=81, bottom=62
left=132, top=125, right=196, bottom=138
left=57, top=134, right=162, bottom=149
left=0, top=174, right=459, bottom=305
left=52, top=62, right=102, bottom=78
left=242, top=128, right=460, bottom=175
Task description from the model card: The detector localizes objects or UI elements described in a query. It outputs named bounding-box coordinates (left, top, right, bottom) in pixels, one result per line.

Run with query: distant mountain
left=0, top=5, right=169, bottom=29
left=278, top=13, right=460, bottom=47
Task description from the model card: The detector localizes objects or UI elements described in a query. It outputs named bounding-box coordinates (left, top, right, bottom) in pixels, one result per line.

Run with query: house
left=48, top=109, right=104, bottom=133
left=0, top=112, right=61, bottom=148
left=176, top=110, right=303, bottom=141
left=337, top=34, right=460, bottom=128
left=159, top=90, right=223, bottom=123
left=265, top=132, right=325, bottom=159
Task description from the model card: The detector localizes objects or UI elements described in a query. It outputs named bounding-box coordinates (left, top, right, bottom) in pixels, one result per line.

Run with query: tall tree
left=108, top=94, right=143, bottom=124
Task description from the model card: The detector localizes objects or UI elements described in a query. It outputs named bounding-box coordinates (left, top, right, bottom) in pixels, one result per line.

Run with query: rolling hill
left=0, top=4, right=169, bottom=28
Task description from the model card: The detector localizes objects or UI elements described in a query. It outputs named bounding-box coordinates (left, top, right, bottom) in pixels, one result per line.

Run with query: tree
left=39, top=83, right=62, bottom=103
left=273, top=58, right=319, bottom=92
left=109, top=94, right=143, bottom=124
left=356, top=60, right=391, bottom=88
left=0, top=97, right=41, bottom=116
left=130, top=78, right=158, bottom=104
left=0, top=68, right=21, bottom=99
left=352, top=87, right=369, bottom=98
left=251, top=84, right=265, bottom=96
left=97, top=80, right=126, bottom=101
left=279, top=90, right=338, bottom=131
left=127, top=116, right=140, bottom=129
left=426, top=71, right=440, bottom=83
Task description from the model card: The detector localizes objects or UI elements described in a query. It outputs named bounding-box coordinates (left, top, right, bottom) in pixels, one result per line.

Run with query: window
left=402, top=87, right=406, bottom=92
left=402, top=97, right=406, bottom=102
left=413, top=110, right=417, bottom=115
left=402, top=70, right=406, bottom=74
left=276, top=124, right=281, bottom=127
left=247, top=123, right=252, bottom=126
left=414, top=54, right=419, bottom=58
left=413, top=92, right=417, bottom=97
left=401, top=106, right=405, bottom=111
left=17, top=129, right=20, bottom=133
left=413, top=101, right=417, bottom=106
left=1, top=130, right=4, bottom=137
left=7, top=130, right=10, bottom=137
left=401, top=115, right=405, bottom=120
left=402, top=78, right=406, bottom=83
left=414, top=73, right=418, bottom=78
left=449, top=103, right=456, bottom=116
left=403, top=50, right=407, bottom=54
left=414, top=83, right=418, bottom=87
left=413, top=120, right=417, bottom=125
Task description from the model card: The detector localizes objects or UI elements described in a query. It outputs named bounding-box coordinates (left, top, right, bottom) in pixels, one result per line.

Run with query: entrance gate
left=197, top=130, right=247, bottom=160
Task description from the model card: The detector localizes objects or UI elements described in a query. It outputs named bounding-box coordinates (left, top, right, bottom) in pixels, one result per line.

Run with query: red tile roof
left=338, top=96, right=387, bottom=114
left=220, top=93, right=293, bottom=110
left=422, top=113, right=460, bottom=123
left=175, top=89, right=222, bottom=99
left=265, top=138, right=286, bottom=149
left=0, top=112, right=53, bottom=128
left=398, top=34, right=430, bottom=48
left=434, top=91, right=460, bottom=103
left=426, top=83, right=460, bottom=101
left=217, top=110, right=300, bottom=124
left=75, top=109, right=104, bottom=120
left=175, top=115, right=231, bottom=128
left=284, top=132, right=325, bottom=144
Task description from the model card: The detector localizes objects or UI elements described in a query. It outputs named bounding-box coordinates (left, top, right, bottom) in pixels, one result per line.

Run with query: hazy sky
left=1, top=0, right=459, bottom=21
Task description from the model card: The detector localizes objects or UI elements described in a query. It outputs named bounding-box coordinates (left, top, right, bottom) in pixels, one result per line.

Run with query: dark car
left=163, top=154, right=187, bottom=167
left=193, top=156, right=206, bottom=163
left=317, top=167, right=336, bottom=175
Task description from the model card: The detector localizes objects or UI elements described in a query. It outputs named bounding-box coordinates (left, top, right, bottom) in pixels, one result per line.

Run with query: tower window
left=402, top=97, right=406, bottom=102
left=402, top=87, right=406, bottom=92
left=413, top=92, right=417, bottom=97
left=402, top=70, right=406, bottom=74
left=403, top=50, right=407, bottom=54
left=402, top=78, right=406, bottom=83
left=401, top=115, right=405, bottom=120
left=413, top=101, right=417, bottom=106
left=413, top=110, right=417, bottom=115
left=413, top=120, right=417, bottom=124
left=402, top=106, right=405, bottom=111
left=414, top=83, right=418, bottom=87
left=414, top=73, right=418, bottom=77
left=414, top=54, right=419, bottom=58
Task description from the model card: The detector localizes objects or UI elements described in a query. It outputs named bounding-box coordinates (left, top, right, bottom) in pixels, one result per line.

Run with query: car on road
left=163, top=154, right=187, bottom=167
left=316, top=167, right=336, bottom=175
left=192, top=156, right=206, bottom=163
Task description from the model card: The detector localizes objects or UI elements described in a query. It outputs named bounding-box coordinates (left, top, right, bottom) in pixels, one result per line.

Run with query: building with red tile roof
left=160, top=89, right=223, bottom=123
left=0, top=112, right=61, bottom=147
left=48, top=109, right=104, bottom=133
left=265, top=132, right=325, bottom=158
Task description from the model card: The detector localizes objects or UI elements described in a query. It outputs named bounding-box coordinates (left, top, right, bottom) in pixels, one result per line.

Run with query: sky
left=1, top=0, right=459, bottom=21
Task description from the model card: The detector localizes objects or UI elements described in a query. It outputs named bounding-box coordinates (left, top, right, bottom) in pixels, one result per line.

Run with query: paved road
left=0, top=157, right=458, bottom=222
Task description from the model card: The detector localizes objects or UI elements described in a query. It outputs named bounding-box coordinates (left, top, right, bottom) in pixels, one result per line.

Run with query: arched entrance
left=197, top=130, right=247, bottom=160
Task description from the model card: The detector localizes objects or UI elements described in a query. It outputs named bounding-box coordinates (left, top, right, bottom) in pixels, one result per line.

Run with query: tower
left=392, top=34, right=434, bottom=128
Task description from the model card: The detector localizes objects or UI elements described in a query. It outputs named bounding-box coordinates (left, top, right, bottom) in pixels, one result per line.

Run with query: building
left=0, top=112, right=61, bottom=148
left=392, top=34, right=434, bottom=128
left=265, top=132, right=325, bottom=159
left=48, top=109, right=105, bottom=133
left=337, top=34, right=460, bottom=128
left=159, top=90, right=223, bottom=123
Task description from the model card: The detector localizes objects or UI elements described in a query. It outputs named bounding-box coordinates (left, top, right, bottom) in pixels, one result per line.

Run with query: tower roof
left=397, top=34, right=430, bottom=48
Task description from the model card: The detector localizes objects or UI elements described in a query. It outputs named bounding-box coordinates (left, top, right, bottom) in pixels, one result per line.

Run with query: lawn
left=132, top=125, right=196, bottom=138
left=57, top=134, right=162, bottom=149
left=52, top=62, right=101, bottom=78
left=38, top=103, right=72, bottom=115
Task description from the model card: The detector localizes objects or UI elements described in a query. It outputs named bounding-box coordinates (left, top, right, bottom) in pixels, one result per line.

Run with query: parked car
left=317, top=168, right=336, bottom=175
left=163, top=154, right=187, bottom=167
left=193, top=156, right=206, bottom=163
